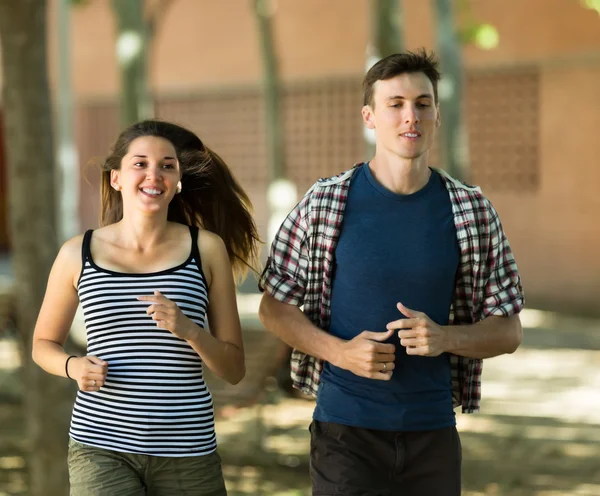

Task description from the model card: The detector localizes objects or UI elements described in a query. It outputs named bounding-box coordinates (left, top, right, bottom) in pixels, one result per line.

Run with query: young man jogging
left=259, top=50, right=524, bottom=496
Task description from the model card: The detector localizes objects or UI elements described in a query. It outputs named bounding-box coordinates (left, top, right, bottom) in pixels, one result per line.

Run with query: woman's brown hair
left=100, top=120, right=261, bottom=281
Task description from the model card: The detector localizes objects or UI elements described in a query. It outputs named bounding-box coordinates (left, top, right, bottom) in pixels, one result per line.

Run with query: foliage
left=582, top=0, right=600, bottom=14
left=460, top=23, right=499, bottom=50
left=457, top=0, right=500, bottom=50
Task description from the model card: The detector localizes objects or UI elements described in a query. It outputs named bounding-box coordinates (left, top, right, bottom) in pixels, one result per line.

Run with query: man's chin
left=397, top=150, right=425, bottom=160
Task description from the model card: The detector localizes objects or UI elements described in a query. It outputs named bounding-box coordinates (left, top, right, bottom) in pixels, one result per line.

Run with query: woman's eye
left=134, top=162, right=145, bottom=167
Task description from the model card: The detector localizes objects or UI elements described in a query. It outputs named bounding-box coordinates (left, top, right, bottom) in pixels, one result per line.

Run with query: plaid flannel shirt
left=259, top=164, right=524, bottom=413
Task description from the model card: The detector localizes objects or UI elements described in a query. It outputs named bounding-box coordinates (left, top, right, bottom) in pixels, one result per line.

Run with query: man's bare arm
left=387, top=302, right=523, bottom=359
left=445, top=314, right=522, bottom=359
left=259, top=293, right=396, bottom=380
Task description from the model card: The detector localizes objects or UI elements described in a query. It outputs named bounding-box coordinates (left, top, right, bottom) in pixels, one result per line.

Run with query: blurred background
left=0, top=0, right=599, bottom=495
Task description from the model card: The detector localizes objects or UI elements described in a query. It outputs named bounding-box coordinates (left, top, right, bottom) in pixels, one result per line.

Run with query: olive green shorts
left=68, top=438, right=227, bottom=496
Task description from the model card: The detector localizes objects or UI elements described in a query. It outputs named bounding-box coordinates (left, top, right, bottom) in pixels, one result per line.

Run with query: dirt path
left=216, top=313, right=600, bottom=495
left=1, top=310, right=599, bottom=495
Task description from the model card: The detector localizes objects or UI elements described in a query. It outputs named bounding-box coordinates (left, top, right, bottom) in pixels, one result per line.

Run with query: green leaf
left=459, top=23, right=480, bottom=44
left=583, top=0, right=600, bottom=13
left=474, top=24, right=499, bottom=50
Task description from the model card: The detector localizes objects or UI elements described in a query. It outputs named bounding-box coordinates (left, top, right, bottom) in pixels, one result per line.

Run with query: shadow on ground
left=1, top=316, right=600, bottom=495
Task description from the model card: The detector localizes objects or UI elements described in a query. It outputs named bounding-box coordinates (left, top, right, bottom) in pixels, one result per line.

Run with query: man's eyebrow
left=386, top=94, right=433, bottom=100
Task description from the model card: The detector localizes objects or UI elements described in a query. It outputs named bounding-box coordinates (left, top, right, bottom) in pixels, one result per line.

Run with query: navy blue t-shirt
left=313, top=164, right=460, bottom=431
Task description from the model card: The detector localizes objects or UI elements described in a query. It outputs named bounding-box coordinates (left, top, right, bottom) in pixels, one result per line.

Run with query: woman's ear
left=110, top=170, right=121, bottom=191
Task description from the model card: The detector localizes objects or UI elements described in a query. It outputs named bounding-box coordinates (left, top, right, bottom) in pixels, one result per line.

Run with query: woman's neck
left=113, top=213, right=172, bottom=250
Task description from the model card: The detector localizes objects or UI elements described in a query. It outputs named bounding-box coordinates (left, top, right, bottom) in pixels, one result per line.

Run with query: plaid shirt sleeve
left=481, top=198, right=525, bottom=318
left=258, top=193, right=311, bottom=306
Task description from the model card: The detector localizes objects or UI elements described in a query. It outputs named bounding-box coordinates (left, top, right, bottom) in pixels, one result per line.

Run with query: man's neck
left=368, top=153, right=431, bottom=195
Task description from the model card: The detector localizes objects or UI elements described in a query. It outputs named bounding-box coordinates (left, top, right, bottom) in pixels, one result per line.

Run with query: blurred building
left=0, top=0, right=598, bottom=315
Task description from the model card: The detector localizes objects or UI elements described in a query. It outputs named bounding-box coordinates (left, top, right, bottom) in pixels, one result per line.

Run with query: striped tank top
left=69, top=225, right=216, bottom=457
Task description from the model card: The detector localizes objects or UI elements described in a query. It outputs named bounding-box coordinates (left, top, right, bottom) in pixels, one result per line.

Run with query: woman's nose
left=146, top=165, right=162, bottom=180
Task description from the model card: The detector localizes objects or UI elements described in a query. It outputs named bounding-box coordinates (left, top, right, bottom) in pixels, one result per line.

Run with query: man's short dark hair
left=363, top=49, right=441, bottom=108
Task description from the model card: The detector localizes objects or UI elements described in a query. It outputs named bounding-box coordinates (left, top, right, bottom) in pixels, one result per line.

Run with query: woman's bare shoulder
left=197, top=228, right=227, bottom=256
left=54, top=234, right=86, bottom=284
left=89, top=224, right=118, bottom=242
left=59, top=233, right=85, bottom=260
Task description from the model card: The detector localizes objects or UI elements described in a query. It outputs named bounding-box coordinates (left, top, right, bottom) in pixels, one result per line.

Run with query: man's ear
left=362, top=105, right=376, bottom=130
left=435, top=103, right=441, bottom=128
left=110, top=169, right=121, bottom=191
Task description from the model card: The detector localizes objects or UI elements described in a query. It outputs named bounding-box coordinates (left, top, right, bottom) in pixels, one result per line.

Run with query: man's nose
left=404, top=104, right=420, bottom=124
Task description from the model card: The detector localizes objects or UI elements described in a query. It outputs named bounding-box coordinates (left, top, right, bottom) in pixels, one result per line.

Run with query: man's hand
left=336, top=329, right=396, bottom=380
left=387, top=303, right=449, bottom=357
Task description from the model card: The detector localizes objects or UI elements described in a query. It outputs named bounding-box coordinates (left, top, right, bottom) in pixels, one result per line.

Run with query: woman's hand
left=138, top=290, right=196, bottom=339
left=70, top=356, right=108, bottom=391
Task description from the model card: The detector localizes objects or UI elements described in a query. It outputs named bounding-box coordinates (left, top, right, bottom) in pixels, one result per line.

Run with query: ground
left=1, top=308, right=599, bottom=495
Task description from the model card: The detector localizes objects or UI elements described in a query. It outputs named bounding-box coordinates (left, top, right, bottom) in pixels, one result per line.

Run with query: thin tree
left=433, top=0, right=468, bottom=181
left=0, top=1, right=72, bottom=495
left=253, top=0, right=296, bottom=245
left=252, top=0, right=298, bottom=409
left=372, top=0, right=404, bottom=60
left=253, top=0, right=285, bottom=183
left=110, top=0, right=176, bottom=127
left=57, top=0, right=79, bottom=242
left=366, top=0, right=405, bottom=158
left=112, top=0, right=153, bottom=126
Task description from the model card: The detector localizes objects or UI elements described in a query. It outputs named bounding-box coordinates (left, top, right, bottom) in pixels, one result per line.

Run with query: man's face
left=362, top=72, right=440, bottom=161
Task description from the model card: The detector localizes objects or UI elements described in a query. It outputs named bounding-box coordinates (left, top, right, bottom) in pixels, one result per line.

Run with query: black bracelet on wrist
left=65, top=355, right=77, bottom=380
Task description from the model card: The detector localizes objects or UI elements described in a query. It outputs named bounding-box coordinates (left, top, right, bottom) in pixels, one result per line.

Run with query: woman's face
left=111, top=136, right=181, bottom=215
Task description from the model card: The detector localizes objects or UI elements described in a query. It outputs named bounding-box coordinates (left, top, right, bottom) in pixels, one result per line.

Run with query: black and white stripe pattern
left=70, top=235, right=215, bottom=457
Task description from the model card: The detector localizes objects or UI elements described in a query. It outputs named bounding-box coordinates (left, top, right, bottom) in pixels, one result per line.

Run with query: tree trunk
left=0, top=1, right=73, bottom=495
left=112, top=0, right=153, bottom=126
left=253, top=0, right=297, bottom=246
left=254, top=0, right=285, bottom=182
left=373, top=0, right=404, bottom=59
left=433, top=0, right=468, bottom=181
left=366, top=0, right=404, bottom=159
left=57, top=0, right=79, bottom=242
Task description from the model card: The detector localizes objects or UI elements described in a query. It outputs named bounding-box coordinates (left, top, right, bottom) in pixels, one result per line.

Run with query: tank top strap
left=82, top=229, right=94, bottom=264
left=188, top=224, right=202, bottom=262
left=188, top=225, right=208, bottom=283
left=188, top=225, right=209, bottom=285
